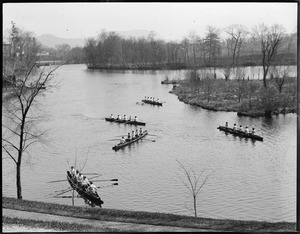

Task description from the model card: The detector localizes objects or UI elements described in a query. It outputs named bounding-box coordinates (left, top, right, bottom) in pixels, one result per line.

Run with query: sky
left=2, top=2, right=298, bottom=41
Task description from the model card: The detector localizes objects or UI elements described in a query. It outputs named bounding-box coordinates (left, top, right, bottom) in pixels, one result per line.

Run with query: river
left=2, top=64, right=296, bottom=222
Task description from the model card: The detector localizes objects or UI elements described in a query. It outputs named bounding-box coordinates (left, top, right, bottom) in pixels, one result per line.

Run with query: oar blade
left=47, top=179, right=67, bottom=183
left=92, top=178, right=118, bottom=182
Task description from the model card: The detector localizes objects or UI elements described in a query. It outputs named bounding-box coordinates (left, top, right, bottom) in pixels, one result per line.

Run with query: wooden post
left=72, top=189, right=74, bottom=206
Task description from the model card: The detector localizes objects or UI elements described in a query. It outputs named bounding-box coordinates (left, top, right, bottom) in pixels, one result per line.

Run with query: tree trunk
left=263, top=69, right=268, bottom=88
left=193, top=195, right=197, bottom=218
left=17, top=161, right=22, bottom=199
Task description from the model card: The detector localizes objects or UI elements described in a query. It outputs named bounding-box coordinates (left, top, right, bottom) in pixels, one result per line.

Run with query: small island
left=170, top=75, right=296, bottom=117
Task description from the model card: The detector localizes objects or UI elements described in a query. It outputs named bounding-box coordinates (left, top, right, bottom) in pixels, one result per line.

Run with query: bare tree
left=235, top=67, right=247, bottom=103
left=201, top=72, right=215, bottom=103
left=177, top=160, right=214, bottom=218
left=247, top=80, right=260, bottom=109
left=224, top=24, right=249, bottom=67
left=270, top=65, right=291, bottom=93
left=148, top=31, right=159, bottom=65
left=188, top=31, right=200, bottom=68
left=252, top=23, right=286, bottom=88
left=181, top=37, right=190, bottom=64
left=2, top=23, right=61, bottom=199
left=204, top=26, right=221, bottom=71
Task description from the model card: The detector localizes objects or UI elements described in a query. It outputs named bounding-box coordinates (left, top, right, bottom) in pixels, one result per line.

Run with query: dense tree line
left=82, top=25, right=296, bottom=70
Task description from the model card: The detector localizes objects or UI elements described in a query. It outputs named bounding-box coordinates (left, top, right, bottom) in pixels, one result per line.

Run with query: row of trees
left=83, top=24, right=295, bottom=88
left=83, top=25, right=294, bottom=66
left=39, top=44, right=85, bottom=64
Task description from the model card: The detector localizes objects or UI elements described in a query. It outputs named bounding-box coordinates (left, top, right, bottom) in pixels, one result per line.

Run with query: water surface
left=2, top=64, right=296, bottom=222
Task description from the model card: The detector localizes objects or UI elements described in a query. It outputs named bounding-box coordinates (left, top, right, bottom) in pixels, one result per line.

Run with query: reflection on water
left=2, top=64, right=296, bottom=222
left=166, top=65, right=296, bottom=80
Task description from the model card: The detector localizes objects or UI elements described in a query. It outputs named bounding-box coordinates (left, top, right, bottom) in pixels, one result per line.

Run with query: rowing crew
left=144, top=96, right=160, bottom=102
left=226, top=122, right=256, bottom=135
left=70, top=166, right=98, bottom=196
left=110, top=114, right=138, bottom=121
left=119, top=128, right=144, bottom=143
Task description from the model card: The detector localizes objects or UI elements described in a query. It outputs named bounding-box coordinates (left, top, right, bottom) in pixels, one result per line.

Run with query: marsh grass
left=2, top=197, right=296, bottom=232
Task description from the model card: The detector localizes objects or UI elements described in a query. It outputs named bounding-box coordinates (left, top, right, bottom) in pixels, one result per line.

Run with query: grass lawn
left=2, top=197, right=296, bottom=232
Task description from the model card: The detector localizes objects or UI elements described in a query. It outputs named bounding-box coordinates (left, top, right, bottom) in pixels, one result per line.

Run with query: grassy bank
left=2, top=197, right=296, bottom=232
left=170, top=77, right=296, bottom=117
left=3, top=216, right=120, bottom=232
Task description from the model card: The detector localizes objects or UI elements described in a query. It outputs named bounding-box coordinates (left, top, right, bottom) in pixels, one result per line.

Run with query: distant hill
left=36, top=30, right=166, bottom=49
left=115, top=30, right=151, bottom=39
left=36, top=34, right=85, bottom=48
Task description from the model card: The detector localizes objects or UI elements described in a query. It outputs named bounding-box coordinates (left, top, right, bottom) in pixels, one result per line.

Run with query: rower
left=135, top=129, right=139, bottom=137
left=239, top=125, right=243, bottom=132
left=139, top=127, right=143, bottom=135
left=124, top=114, right=128, bottom=121
left=225, top=122, right=228, bottom=128
left=128, top=116, right=132, bottom=121
left=75, top=170, right=80, bottom=180
left=117, top=115, right=121, bottom=120
left=157, top=98, right=160, bottom=102
left=70, top=166, right=76, bottom=177
left=126, top=132, right=131, bottom=142
left=77, top=173, right=83, bottom=183
left=89, top=181, right=98, bottom=195
left=245, top=126, right=250, bottom=134
left=110, top=114, right=114, bottom=118
left=82, top=176, right=90, bottom=189
left=120, top=136, right=125, bottom=144
left=233, top=124, right=237, bottom=131
left=251, top=127, right=256, bottom=135
left=134, top=116, right=138, bottom=121
left=131, top=130, right=135, bottom=139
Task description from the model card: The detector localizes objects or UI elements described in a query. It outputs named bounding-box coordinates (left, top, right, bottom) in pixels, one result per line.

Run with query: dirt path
left=3, top=208, right=217, bottom=232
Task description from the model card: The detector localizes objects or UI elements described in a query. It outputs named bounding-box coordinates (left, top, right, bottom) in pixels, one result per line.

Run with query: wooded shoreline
left=86, top=60, right=297, bottom=71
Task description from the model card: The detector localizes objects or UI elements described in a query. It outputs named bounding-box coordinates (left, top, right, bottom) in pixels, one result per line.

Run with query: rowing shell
left=105, top=117, right=146, bottom=126
left=141, top=99, right=163, bottom=106
left=112, top=130, right=148, bottom=151
left=66, top=171, right=104, bottom=207
left=217, top=126, right=263, bottom=141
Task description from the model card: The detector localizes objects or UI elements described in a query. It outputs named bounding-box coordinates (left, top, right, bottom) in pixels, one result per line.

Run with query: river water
left=2, top=64, right=296, bottom=222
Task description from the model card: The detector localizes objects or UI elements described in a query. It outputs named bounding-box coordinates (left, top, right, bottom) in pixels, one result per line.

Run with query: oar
left=82, top=173, right=101, bottom=175
left=147, top=134, right=158, bottom=136
left=143, top=139, right=156, bottom=142
left=47, top=179, right=67, bottom=183
left=108, top=139, right=121, bottom=141
left=92, top=178, right=118, bottom=182
left=97, top=183, right=118, bottom=189
left=88, top=174, right=103, bottom=180
left=55, top=188, right=74, bottom=196
left=55, top=187, right=71, bottom=193
left=55, top=196, right=73, bottom=198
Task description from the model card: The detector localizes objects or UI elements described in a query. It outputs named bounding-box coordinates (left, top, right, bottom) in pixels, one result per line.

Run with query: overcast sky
left=3, top=2, right=298, bottom=41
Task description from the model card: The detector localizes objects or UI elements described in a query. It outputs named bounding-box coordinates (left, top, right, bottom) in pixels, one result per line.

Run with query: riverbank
left=2, top=197, right=296, bottom=232
left=169, top=77, right=296, bottom=117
